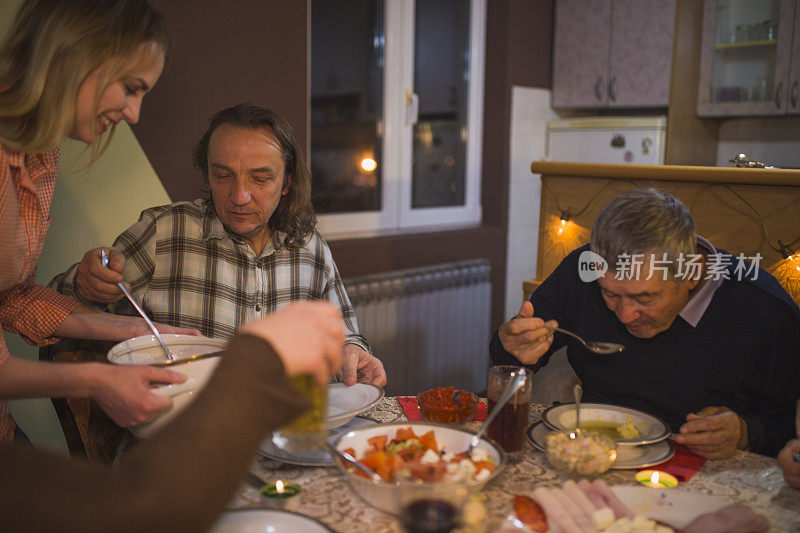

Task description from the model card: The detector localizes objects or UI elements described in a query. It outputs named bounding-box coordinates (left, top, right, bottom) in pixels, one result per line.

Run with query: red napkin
left=397, top=396, right=487, bottom=422
left=638, top=441, right=708, bottom=482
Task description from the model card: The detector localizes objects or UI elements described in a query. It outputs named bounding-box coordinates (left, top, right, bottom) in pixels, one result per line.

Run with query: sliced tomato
left=472, top=460, right=496, bottom=473
left=418, top=430, right=438, bottom=451
left=513, top=495, right=548, bottom=533
left=395, top=427, right=418, bottom=442
left=367, top=434, right=388, bottom=451
left=342, top=447, right=356, bottom=457
left=360, top=451, right=387, bottom=473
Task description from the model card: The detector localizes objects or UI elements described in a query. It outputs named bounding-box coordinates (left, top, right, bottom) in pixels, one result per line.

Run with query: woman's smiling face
left=70, top=43, right=164, bottom=144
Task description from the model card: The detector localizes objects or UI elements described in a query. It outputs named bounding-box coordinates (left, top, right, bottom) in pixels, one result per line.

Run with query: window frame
left=314, top=0, right=486, bottom=239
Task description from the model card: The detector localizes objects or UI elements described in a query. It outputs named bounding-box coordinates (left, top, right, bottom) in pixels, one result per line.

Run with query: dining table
left=229, top=398, right=800, bottom=532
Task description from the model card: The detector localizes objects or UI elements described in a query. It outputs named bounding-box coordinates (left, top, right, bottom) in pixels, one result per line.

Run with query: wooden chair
left=40, top=339, right=126, bottom=465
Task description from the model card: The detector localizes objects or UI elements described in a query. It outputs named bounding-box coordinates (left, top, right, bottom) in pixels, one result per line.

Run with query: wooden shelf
left=714, top=39, right=777, bottom=50
left=530, top=161, right=800, bottom=187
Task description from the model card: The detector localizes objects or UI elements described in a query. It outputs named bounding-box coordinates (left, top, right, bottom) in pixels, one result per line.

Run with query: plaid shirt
left=0, top=144, right=81, bottom=442
left=50, top=199, right=371, bottom=353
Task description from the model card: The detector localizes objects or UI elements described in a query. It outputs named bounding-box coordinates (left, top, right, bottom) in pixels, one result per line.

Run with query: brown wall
left=134, top=0, right=308, bottom=201
left=134, top=0, right=554, bottom=330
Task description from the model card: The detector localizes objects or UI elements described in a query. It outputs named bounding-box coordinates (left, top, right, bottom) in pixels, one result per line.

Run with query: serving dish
left=107, top=334, right=227, bottom=438
left=208, top=509, right=333, bottom=532
left=527, top=421, right=676, bottom=469
left=612, top=486, right=729, bottom=530
left=541, top=402, right=670, bottom=446
left=330, top=421, right=505, bottom=514
left=416, top=386, right=479, bottom=424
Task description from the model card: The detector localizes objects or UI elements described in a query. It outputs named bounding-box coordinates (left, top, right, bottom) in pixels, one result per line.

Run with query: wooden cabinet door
left=608, top=0, right=676, bottom=107
left=787, top=1, right=800, bottom=115
left=697, top=0, right=794, bottom=117
left=552, top=0, right=612, bottom=108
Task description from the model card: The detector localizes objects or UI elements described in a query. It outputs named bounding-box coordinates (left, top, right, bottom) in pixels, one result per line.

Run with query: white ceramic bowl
left=107, top=334, right=227, bottom=438
left=327, top=382, right=384, bottom=428
left=331, top=422, right=506, bottom=514
left=541, top=402, right=670, bottom=446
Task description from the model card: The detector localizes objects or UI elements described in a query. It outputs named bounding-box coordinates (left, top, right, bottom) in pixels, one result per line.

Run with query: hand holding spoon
left=101, top=249, right=175, bottom=362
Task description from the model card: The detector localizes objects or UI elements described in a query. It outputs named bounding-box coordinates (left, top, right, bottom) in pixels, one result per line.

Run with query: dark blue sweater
left=490, top=245, right=800, bottom=457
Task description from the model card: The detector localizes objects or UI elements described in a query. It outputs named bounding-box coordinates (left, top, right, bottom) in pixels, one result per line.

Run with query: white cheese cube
left=420, top=449, right=440, bottom=464
left=592, top=507, right=615, bottom=530
left=474, top=468, right=491, bottom=481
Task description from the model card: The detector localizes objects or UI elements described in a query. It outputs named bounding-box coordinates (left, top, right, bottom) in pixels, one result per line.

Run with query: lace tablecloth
left=230, top=399, right=800, bottom=532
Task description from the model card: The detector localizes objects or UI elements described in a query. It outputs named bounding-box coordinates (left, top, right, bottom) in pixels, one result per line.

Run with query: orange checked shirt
left=0, top=143, right=81, bottom=441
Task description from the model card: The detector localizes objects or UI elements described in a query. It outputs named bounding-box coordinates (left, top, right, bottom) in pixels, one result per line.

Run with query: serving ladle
left=101, top=249, right=175, bottom=362
left=542, top=324, right=624, bottom=355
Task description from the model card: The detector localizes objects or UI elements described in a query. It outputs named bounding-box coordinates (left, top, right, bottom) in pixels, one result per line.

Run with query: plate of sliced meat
left=509, top=479, right=769, bottom=533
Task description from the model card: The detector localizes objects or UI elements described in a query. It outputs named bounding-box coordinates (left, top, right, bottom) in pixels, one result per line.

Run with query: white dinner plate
left=541, top=403, right=670, bottom=446
left=612, top=486, right=729, bottom=530
left=527, top=421, right=675, bottom=469
left=327, top=382, right=383, bottom=428
left=208, top=509, right=333, bottom=532
left=258, top=416, right=375, bottom=466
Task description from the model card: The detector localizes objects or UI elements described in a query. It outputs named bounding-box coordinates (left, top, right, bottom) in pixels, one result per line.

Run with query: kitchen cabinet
left=788, top=1, right=800, bottom=114
left=697, top=0, right=795, bottom=117
left=552, top=0, right=676, bottom=108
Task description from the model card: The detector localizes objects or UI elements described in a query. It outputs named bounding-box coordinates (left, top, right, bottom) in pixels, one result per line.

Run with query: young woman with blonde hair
left=0, top=0, right=199, bottom=444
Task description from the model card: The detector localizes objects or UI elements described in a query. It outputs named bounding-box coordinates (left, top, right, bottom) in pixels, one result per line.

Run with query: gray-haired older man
left=491, top=188, right=800, bottom=459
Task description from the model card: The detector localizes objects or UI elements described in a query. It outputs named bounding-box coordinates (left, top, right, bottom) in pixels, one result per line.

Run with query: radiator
left=344, top=259, right=491, bottom=396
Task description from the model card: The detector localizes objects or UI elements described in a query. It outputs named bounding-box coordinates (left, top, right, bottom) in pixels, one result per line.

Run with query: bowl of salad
left=331, top=422, right=505, bottom=514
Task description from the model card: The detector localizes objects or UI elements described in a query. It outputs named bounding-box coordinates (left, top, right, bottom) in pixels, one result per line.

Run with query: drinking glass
left=271, top=374, right=327, bottom=452
left=486, top=365, right=532, bottom=458
left=396, top=477, right=470, bottom=533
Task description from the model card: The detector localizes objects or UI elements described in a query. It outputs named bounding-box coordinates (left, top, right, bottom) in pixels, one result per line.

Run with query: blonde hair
left=0, top=0, right=168, bottom=156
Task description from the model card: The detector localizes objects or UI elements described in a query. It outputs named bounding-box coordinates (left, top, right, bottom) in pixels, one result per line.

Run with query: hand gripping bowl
left=330, top=422, right=506, bottom=514
left=107, top=334, right=227, bottom=438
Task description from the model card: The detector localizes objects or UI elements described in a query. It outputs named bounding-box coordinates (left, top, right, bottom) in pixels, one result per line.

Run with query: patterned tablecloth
left=229, top=399, right=800, bottom=532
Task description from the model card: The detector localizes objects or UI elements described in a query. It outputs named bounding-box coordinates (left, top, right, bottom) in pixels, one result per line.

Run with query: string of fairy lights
left=541, top=179, right=800, bottom=303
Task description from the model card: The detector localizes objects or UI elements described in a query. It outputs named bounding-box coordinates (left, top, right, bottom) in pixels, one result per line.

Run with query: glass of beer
left=486, top=365, right=532, bottom=459
left=271, top=374, right=328, bottom=453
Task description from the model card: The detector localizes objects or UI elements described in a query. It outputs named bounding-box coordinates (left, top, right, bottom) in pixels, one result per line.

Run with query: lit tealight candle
left=260, top=480, right=302, bottom=509
left=635, top=470, right=678, bottom=489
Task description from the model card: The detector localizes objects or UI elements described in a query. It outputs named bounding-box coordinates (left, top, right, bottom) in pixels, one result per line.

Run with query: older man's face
left=207, top=124, right=288, bottom=254
left=596, top=265, right=700, bottom=338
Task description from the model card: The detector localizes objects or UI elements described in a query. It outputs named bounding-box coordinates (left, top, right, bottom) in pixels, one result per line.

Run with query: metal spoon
left=465, top=369, right=528, bottom=456
left=542, top=324, right=624, bottom=354
left=101, top=249, right=175, bottom=362
left=327, top=442, right=385, bottom=483
left=572, top=384, right=582, bottom=437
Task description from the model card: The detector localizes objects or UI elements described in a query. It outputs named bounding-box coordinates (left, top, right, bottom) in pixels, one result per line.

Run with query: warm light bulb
left=276, top=480, right=285, bottom=494
left=361, top=157, right=377, bottom=172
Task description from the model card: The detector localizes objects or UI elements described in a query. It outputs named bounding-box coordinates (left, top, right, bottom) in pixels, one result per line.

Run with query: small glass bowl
left=417, top=387, right=479, bottom=424
left=545, top=430, right=617, bottom=477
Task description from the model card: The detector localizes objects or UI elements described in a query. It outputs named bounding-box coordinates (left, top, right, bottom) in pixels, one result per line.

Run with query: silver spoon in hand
left=541, top=324, right=624, bottom=355
left=101, top=249, right=175, bottom=362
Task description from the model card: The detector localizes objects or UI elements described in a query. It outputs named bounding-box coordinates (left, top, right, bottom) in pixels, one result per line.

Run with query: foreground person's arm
left=0, top=302, right=343, bottom=533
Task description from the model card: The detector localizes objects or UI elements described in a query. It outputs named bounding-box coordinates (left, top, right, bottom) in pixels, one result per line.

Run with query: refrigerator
left=546, top=116, right=667, bottom=164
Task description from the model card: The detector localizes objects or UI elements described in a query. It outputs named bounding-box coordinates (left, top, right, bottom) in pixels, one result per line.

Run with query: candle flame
left=650, top=472, right=660, bottom=486
left=276, top=480, right=285, bottom=494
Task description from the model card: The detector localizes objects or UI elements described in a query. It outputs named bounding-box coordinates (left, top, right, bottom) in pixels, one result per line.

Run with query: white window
left=310, top=0, right=486, bottom=239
